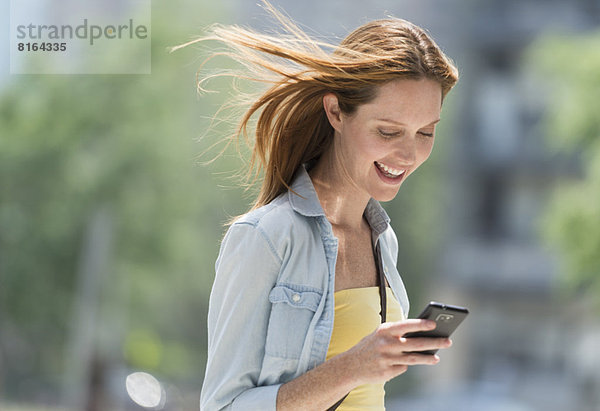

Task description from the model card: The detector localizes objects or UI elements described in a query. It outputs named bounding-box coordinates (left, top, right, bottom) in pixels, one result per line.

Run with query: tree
left=0, top=1, right=240, bottom=408
left=526, top=30, right=600, bottom=307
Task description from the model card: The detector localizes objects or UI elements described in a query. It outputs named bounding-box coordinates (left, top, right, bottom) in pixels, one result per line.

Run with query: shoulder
left=225, top=192, right=315, bottom=260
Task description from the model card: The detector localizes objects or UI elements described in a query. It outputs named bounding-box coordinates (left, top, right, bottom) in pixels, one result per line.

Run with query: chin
left=372, top=188, right=401, bottom=203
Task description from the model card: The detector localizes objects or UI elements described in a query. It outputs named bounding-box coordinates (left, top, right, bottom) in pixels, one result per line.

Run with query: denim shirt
left=200, top=164, right=410, bottom=410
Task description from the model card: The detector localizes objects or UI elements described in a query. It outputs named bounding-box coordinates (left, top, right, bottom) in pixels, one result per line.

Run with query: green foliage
left=0, top=0, right=240, bottom=400
left=526, top=30, right=600, bottom=305
left=527, top=31, right=600, bottom=151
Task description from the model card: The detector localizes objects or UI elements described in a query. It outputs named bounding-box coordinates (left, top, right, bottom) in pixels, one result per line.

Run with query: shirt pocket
left=265, top=284, right=322, bottom=359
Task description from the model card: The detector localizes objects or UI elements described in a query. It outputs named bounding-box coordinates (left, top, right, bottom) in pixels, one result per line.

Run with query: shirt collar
left=288, top=163, right=391, bottom=236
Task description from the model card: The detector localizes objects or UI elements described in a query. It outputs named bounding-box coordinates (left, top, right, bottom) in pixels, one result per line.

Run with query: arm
left=201, top=223, right=451, bottom=410
left=276, top=320, right=452, bottom=411
left=200, top=222, right=283, bottom=410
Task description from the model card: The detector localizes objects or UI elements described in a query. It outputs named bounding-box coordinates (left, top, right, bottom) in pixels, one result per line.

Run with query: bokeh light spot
left=126, top=371, right=164, bottom=408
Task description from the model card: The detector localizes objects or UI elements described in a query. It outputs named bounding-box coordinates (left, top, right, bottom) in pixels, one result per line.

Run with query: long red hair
left=170, top=1, right=459, bottom=221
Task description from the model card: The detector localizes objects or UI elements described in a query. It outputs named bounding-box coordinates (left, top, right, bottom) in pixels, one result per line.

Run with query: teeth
left=376, top=161, right=405, bottom=177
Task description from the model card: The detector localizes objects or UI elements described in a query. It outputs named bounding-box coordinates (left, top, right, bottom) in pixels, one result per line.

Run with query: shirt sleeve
left=200, top=222, right=283, bottom=411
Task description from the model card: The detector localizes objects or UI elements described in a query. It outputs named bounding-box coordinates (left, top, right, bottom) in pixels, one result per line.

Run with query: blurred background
left=1, top=0, right=600, bottom=410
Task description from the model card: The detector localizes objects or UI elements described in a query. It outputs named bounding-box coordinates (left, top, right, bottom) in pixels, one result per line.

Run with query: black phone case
left=404, top=301, right=469, bottom=355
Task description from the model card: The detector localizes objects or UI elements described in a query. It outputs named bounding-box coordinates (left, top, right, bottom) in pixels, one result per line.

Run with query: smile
left=374, top=161, right=406, bottom=178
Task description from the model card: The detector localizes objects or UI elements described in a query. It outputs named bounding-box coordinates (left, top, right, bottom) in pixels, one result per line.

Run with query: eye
left=377, top=129, right=400, bottom=138
left=418, top=131, right=434, bottom=138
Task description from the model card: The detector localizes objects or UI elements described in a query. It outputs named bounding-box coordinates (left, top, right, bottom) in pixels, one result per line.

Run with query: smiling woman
left=171, top=1, right=458, bottom=410
left=313, top=78, right=443, bottom=204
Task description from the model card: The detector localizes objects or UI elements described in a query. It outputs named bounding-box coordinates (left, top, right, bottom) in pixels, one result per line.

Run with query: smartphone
left=404, top=301, right=469, bottom=355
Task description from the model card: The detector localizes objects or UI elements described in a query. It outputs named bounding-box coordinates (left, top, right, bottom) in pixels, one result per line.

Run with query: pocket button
left=292, top=293, right=301, bottom=303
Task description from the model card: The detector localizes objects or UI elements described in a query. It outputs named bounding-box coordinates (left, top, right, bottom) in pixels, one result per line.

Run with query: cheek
left=361, top=142, right=383, bottom=161
left=345, top=130, right=379, bottom=163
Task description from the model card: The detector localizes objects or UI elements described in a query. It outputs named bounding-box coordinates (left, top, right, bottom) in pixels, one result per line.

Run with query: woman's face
left=326, top=78, right=443, bottom=202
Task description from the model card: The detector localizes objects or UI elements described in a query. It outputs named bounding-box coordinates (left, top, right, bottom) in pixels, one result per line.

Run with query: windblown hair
left=170, top=1, right=458, bottom=216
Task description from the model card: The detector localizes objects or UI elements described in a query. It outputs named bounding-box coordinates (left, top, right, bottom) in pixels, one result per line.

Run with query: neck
left=308, top=152, right=371, bottom=230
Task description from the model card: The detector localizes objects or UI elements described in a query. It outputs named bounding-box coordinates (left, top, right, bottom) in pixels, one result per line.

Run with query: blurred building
left=431, top=1, right=600, bottom=410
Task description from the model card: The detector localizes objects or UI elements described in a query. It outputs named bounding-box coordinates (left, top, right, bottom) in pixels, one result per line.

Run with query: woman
left=178, top=2, right=459, bottom=409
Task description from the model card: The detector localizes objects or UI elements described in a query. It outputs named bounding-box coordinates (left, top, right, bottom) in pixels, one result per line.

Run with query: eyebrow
left=377, top=118, right=441, bottom=126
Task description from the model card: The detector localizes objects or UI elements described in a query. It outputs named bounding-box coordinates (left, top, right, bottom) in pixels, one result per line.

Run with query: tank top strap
left=373, top=239, right=386, bottom=324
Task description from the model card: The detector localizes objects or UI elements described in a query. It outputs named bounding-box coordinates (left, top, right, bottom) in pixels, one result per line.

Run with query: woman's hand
left=277, top=319, right=451, bottom=410
left=342, top=319, right=452, bottom=385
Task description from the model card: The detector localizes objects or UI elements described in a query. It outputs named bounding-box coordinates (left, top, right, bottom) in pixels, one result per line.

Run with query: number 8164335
left=17, top=42, right=66, bottom=52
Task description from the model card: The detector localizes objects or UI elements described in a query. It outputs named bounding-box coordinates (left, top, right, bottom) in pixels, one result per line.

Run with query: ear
left=322, top=93, right=343, bottom=133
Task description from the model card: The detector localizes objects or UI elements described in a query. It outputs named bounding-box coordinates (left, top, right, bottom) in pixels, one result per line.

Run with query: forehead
left=358, top=78, right=442, bottom=124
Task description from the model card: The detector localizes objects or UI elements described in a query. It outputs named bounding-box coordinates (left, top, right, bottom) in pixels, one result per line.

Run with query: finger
left=381, top=319, right=436, bottom=337
left=398, top=337, right=452, bottom=353
left=392, top=353, right=440, bottom=366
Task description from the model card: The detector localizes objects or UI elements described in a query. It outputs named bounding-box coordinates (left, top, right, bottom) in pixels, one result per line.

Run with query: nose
left=393, top=133, right=417, bottom=166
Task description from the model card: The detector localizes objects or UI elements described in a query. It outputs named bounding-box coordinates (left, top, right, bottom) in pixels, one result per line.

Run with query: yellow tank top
left=326, top=287, right=404, bottom=411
